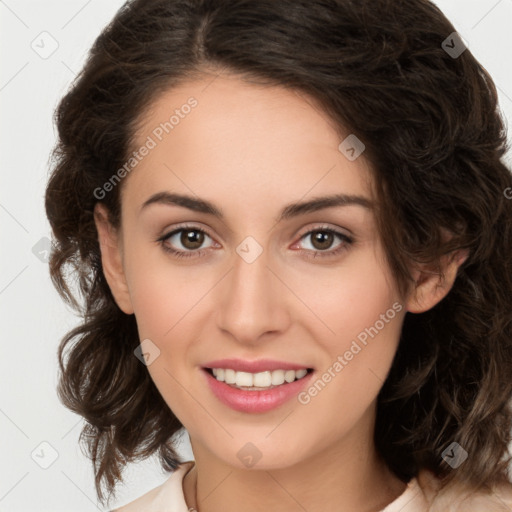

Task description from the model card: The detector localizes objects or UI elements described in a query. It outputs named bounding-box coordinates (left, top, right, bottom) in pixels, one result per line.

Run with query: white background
left=1, top=1, right=511, bottom=510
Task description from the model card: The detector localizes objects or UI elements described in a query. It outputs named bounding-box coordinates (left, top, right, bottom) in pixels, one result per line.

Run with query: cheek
left=292, top=241, right=400, bottom=343
left=123, top=240, right=203, bottom=338
left=296, top=244, right=403, bottom=406
left=124, top=251, right=202, bottom=424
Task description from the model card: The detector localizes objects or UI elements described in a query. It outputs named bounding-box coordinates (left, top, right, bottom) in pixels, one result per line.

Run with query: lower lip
left=203, top=369, right=314, bottom=413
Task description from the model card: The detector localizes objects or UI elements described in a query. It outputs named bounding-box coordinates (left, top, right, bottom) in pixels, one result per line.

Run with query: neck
left=182, top=409, right=406, bottom=512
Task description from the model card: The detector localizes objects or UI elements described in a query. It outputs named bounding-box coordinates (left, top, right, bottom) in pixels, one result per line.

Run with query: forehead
left=122, top=74, right=374, bottom=216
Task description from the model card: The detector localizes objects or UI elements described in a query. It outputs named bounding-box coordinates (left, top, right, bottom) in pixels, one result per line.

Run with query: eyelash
left=156, top=224, right=353, bottom=260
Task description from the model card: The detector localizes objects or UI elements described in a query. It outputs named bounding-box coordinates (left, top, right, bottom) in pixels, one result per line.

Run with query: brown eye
left=180, top=229, right=205, bottom=250
left=159, top=227, right=215, bottom=256
left=310, top=231, right=335, bottom=250
left=295, top=227, right=353, bottom=259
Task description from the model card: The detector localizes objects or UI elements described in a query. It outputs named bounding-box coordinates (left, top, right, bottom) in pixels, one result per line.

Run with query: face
left=98, top=73, right=409, bottom=471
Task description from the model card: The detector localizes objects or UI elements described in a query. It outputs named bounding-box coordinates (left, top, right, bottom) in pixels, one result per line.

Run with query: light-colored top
left=112, top=461, right=512, bottom=512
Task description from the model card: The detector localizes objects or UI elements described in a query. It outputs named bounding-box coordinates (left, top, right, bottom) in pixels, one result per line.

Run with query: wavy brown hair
left=45, top=0, right=512, bottom=505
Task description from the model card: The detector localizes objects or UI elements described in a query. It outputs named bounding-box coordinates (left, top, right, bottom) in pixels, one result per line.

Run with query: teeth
left=211, top=368, right=309, bottom=388
left=224, top=368, right=236, bottom=384
left=253, top=371, right=272, bottom=387
left=236, top=371, right=253, bottom=387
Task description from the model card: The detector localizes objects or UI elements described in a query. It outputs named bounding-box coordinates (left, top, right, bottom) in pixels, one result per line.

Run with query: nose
left=215, top=244, right=291, bottom=345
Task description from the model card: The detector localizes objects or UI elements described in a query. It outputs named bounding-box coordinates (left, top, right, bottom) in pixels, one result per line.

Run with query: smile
left=202, top=366, right=315, bottom=413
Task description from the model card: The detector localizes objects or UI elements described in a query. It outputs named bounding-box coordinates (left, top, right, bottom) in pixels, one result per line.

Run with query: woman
left=45, top=0, right=512, bottom=510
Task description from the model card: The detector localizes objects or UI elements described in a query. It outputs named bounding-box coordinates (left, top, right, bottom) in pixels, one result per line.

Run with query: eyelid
left=159, top=222, right=216, bottom=241
left=295, top=223, right=352, bottom=240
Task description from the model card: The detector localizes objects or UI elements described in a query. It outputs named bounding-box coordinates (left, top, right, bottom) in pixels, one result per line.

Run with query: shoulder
left=110, top=461, right=195, bottom=512
left=111, top=484, right=161, bottom=512
left=417, top=469, right=512, bottom=512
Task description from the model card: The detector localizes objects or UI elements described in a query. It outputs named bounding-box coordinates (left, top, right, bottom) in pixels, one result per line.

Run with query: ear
left=93, top=203, right=134, bottom=315
left=405, top=247, right=469, bottom=314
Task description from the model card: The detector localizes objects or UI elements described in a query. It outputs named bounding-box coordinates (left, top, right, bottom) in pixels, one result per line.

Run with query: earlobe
left=406, top=248, right=469, bottom=314
left=93, top=203, right=134, bottom=315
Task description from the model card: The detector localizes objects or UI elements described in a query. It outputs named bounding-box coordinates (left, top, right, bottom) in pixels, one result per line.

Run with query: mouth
left=201, top=365, right=315, bottom=413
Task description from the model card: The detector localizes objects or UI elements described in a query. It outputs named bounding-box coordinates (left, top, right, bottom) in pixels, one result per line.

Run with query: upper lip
left=203, top=358, right=313, bottom=373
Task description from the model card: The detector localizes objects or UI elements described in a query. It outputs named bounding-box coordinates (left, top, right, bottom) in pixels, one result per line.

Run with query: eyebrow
left=140, top=191, right=373, bottom=222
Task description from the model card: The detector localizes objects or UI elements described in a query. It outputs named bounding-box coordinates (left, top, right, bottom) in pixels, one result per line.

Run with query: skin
left=95, top=71, right=466, bottom=512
